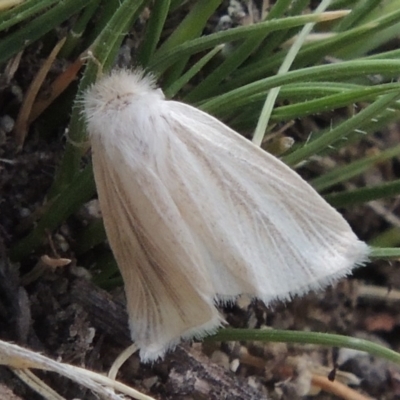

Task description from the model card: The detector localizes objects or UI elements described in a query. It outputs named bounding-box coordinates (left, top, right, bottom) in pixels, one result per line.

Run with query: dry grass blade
left=0, top=339, right=156, bottom=400
left=29, top=54, right=85, bottom=123
left=11, top=369, right=66, bottom=400
left=0, top=0, right=24, bottom=11
left=311, top=374, right=373, bottom=400
left=13, top=37, right=66, bottom=148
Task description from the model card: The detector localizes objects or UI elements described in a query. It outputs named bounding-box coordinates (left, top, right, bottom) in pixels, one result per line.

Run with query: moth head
left=82, top=69, right=163, bottom=124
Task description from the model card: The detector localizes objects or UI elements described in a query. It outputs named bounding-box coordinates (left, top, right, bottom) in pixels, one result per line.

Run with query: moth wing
left=159, top=101, right=369, bottom=304
left=91, top=139, right=222, bottom=361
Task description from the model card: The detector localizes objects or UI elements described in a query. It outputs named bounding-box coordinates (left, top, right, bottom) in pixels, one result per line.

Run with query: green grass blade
left=0, top=0, right=59, bottom=31
left=312, top=144, right=400, bottom=192
left=59, top=0, right=101, bottom=58
left=150, top=13, right=344, bottom=74
left=181, top=0, right=294, bottom=102
left=200, top=60, right=400, bottom=116
left=164, top=45, right=222, bottom=98
left=50, top=0, right=147, bottom=196
left=208, top=328, right=400, bottom=365
left=283, top=91, right=400, bottom=166
left=0, top=0, right=90, bottom=65
left=222, top=9, right=400, bottom=92
left=324, top=179, right=400, bottom=208
left=272, top=83, right=400, bottom=122
left=137, top=0, right=171, bottom=66
left=253, top=0, right=332, bottom=147
left=156, top=0, right=222, bottom=84
left=156, top=0, right=222, bottom=54
left=370, top=247, right=400, bottom=259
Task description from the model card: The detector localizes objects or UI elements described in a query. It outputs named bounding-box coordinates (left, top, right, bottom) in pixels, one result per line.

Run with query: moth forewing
left=90, top=125, right=222, bottom=362
left=161, top=101, right=369, bottom=299
left=84, top=69, right=369, bottom=362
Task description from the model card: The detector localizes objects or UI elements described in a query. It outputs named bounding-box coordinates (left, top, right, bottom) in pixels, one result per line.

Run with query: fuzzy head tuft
left=83, top=69, right=162, bottom=124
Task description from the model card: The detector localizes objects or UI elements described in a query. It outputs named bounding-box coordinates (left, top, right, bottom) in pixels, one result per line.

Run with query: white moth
left=83, top=69, right=369, bottom=362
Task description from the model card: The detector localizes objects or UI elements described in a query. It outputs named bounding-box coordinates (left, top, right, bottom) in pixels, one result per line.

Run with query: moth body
left=84, top=69, right=369, bottom=362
